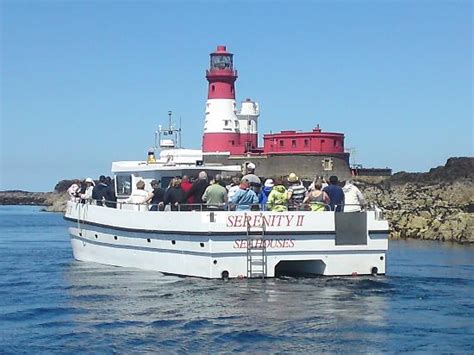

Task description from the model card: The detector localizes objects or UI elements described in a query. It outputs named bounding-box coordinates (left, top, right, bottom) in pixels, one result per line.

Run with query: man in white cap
left=242, top=162, right=261, bottom=195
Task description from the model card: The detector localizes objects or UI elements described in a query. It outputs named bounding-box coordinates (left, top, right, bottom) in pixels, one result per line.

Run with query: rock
left=356, top=157, right=473, bottom=244
left=0, top=191, right=52, bottom=205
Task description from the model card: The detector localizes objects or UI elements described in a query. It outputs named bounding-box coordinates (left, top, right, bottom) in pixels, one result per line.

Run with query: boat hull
left=65, top=202, right=389, bottom=278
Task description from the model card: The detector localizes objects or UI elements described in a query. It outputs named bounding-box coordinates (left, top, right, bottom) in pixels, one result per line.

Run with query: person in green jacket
left=266, top=177, right=289, bottom=212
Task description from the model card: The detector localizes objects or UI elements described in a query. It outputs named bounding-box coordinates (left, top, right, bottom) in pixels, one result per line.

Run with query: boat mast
left=154, top=110, right=182, bottom=151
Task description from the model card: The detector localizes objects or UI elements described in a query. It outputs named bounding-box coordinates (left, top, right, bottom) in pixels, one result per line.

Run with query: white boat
left=64, top=124, right=389, bottom=278
left=65, top=199, right=388, bottom=279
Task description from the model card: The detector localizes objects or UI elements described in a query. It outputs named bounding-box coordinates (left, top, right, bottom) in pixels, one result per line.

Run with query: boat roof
left=111, top=161, right=241, bottom=173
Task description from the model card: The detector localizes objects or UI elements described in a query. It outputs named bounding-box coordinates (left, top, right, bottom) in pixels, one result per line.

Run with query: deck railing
left=74, top=198, right=381, bottom=216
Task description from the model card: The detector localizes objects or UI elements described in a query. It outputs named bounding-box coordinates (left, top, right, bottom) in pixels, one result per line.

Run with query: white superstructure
left=236, top=99, right=259, bottom=135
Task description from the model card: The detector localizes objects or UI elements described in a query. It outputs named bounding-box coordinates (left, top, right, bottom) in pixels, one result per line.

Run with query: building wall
left=203, top=153, right=352, bottom=181
left=263, top=131, right=345, bottom=154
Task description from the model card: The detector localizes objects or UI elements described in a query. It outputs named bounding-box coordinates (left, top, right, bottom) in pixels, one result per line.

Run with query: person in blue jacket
left=230, top=178, right=259, bottom=211
left=323, top=175, right=345, bottom=212
left=259, top=179, right=274, bottom=210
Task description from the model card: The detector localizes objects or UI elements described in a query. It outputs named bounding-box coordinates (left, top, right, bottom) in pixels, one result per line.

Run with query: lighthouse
left=202, top=45, right=259, bottom=154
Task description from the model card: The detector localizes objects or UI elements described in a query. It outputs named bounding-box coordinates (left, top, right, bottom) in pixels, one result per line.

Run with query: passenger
left=266, top=177, right=288, bottom=212
left=180, top=175, right=194, bottom=205
left=92, top=175, right=109, bottom=206
left=287, top=173, right=306, bottom=210
left=308, top=176, right=328, bottom=192
left=146, top=179, right=166, bottom=211
left=242, top=162, right=262, bottom=195
left=259, top=179, right=274, bottom=210
left=124, top=180, right=149, bottom=211
left=202, top=174, right=228, bottom=210
left=227, top=175, right=242, bottom=201
left=321, top=177, right=329, bottom=190
left=230, top=178, right=259, bottom=211
left=164, top=177, right=185, bottom=211
left=67, top=180, right=81, bottom=202
left=343, top=179, right=366, bottom=212
left=80, top=178, right=95, bottom=202
left=323, top=175, right=345, bottom=212
left=185, top=171, right=209, bottom=206
left=303, top=180, right=330, bottom=211
left=104, top=176, right=117, bottom=208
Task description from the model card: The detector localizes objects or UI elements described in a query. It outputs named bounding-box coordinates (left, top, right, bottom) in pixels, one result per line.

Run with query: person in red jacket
left=185, top=171, right=209, bottom=206
left=181, top=175, right=194, bottom=204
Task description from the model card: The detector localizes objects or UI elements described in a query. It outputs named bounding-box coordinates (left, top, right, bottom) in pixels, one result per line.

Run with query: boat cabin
left=111, top=149, right=241, bottom=201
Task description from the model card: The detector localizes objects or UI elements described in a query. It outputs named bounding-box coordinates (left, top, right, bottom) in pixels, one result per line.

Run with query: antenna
left=156, top=110, right=181, bottom=150
left=346, top=147, right=358, bottom=168
left=179, top=116, right=182, bottom=148
left=168, top=110, right=172, bottom=130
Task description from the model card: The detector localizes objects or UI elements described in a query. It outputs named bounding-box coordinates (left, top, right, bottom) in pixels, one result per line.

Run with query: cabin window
left=116, top=175, right=132, bottom=196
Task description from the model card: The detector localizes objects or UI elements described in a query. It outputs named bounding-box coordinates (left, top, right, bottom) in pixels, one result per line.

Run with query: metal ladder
left=246, top=213, right=267, bottom=279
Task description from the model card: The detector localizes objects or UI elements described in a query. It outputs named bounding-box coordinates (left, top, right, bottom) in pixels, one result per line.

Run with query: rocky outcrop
left=0, top=183, right=70, bottom=212
left=0, top=190, right=52, bottom=205
left=356, top=157, right=474, bottom=243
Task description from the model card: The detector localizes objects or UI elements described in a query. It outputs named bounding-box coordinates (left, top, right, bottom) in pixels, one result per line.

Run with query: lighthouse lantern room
left=202, top=45, right=260, bottom=155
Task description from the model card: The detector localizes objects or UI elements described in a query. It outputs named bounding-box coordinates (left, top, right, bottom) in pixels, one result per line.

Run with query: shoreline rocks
left=0, top=190, right=69, bottom=212
left=355, top=157, right=473, bottom=243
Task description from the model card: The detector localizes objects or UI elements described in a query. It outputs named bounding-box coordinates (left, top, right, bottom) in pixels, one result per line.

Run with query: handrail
left=75, top=198, right=379, bottom=213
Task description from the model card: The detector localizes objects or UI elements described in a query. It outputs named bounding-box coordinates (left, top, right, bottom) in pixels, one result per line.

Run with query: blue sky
left=1, top=0, right=472, bottom=191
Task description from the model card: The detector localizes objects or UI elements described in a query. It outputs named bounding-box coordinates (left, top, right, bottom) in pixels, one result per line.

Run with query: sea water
left=0, top=206, right=473, bottom=352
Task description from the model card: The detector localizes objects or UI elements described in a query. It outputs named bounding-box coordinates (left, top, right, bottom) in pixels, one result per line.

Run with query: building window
left=322, top=158, right=333, bottom=171
left=334, top=140, right=337, bottom=147
left=211, top=85, right=215, bottom=92
left=292, top=140, right=296, bottom=148
left=304, top=139, right=309, bottom=147
left=231, top=140, right=235, bottom=146
left=280, top=140, right=284, bottom=147
left=224, top=120, right=228, bottom=126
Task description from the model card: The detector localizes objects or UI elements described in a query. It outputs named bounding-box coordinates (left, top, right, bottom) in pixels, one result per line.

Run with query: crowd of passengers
left=69, top=163, right=366, bottom=213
